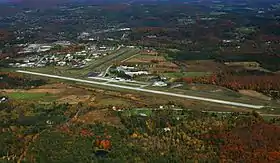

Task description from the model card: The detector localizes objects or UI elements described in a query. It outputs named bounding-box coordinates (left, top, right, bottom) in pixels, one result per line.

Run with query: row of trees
left=0, top=72, right=46, bottom=89
left=205, top=114, right=280, bottom=162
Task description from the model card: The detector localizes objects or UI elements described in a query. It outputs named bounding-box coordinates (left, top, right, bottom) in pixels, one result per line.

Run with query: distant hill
left=1, top=0, right=278, bottom=8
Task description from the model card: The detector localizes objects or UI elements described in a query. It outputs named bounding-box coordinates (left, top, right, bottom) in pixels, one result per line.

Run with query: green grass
left=7, top=92, right=53, bottom=100
left=163, top=72, right=212, bottom=78
left=97, top=98, right=131, bottom=107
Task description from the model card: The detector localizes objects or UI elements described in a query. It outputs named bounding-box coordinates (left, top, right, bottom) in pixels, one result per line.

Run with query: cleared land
left=163, top=72, right=212, bottom=78
left=5, top=92, right=50, bottom=100
left=225, top=61, right=271, bottom=72
left=179, top=60, right=225, bottom=72
left=76, top=109, right=122, bottom=126
left=123, top=53, right=180, bottom=73
left=239, top=90, right=272, bottom=101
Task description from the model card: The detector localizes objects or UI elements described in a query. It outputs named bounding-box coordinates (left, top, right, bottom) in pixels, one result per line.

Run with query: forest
left=0, top=72, right=46, bottom=89
left=1, top=100, right=280, bottom=162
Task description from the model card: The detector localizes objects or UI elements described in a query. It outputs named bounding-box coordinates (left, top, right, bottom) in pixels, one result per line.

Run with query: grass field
left=163, top=72, right=212, bottom=78
left=96, top=97, right=133, bottom=107
left=179, top=60, right=225, bottom=72
left=6, top=92, right=55, bottom=101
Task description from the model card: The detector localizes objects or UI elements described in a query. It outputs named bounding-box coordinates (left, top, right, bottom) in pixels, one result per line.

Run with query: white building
left=37, top=45, right=52, bottom=52
left=152, top=81, right=167, bottom=87
left=125, top=71, right=149, bottom=77
left=120, top=65, right=135, bottom=70
left=57, top=61, right=66, bottom=66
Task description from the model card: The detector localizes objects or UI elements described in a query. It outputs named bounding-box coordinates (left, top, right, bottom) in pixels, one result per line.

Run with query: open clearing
left=5, top=92, right=51, bottom=100
left=224, top=61, right=270, bottom=72
left=76, top=109, right=122, bottom=126
left=163, top=72, right=212, bottom=78
left=239, top=90, right=272, bottom=101
left=57, top=95, right=93, bottom=104
left=179, top=60, right=225, bottom=72
left=123, top=54, right=180, bottom=73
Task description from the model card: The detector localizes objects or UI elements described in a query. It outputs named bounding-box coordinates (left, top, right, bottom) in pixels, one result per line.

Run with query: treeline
left=50, top=45, right=85, bottom=54
left=203, top=112, right=280, bottom=162
left=0, top=72, right=46, bottom=89
left=182, top=72, right=280, bottom=98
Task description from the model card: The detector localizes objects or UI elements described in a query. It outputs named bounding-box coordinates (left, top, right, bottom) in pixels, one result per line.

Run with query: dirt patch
left=76, top=109, right=122, bottom=126
left=37, top=83, right=68, bottom=89
left=2, top=88, right=64, bottom=94
left=57, top=95, right=92, bottom=104
left=28, top=89, right=64, bottom=94
left=239, top=90, right=271, bottom=100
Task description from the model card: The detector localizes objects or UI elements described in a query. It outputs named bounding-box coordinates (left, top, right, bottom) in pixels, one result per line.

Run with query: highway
left=16, top=70, right=264, bottom=109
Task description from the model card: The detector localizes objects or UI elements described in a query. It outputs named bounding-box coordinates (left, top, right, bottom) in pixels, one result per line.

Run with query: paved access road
left=16, top=70, right=264, bottom=109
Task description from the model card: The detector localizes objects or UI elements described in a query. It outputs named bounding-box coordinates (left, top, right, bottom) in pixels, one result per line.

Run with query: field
left=1, top=83, right=92, bottom=104
left=224, top=61, right=271, bottom=72
left=123, top=53, right=180, bottom=73
left=238, top=90, right=272, bottom=100
left=5, top=92, right=51, bottom=100
left=163, top=72, right=212, bottom=78
left=177, top=60, right=225, bottom=72
left=76, top=109, right=123, bottom=126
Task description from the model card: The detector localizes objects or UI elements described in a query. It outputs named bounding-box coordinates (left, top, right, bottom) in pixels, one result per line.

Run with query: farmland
left=122, top=53, right=180, bottom=73
left=4, top=92, right=52, bottom=100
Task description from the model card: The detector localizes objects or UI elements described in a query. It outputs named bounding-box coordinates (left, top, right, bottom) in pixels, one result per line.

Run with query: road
left=102, top=65, right=113, bottom=77
left=121, top=53, right=140, bottom=62
left=16, top=70, right=264, bottom=109
left=89, top=76, right=148, bottom=85
left=125, top=108, right=280, bottom=117
left=88, top=76, right=146, bottom=87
